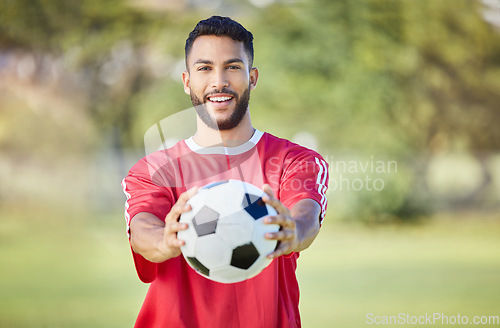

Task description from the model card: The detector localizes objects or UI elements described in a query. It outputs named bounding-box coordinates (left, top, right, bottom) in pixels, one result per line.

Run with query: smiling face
left=182, top=35, right=258, bottom=131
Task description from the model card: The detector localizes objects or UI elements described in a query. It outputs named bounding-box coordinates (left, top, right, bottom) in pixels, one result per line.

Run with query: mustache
left=204, top=88, right=238, bottom=100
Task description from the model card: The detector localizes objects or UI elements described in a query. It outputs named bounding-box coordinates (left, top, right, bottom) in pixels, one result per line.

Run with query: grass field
left=1, top=206, right=499, bottom=327
left=298, top=213, right=500, bottom=327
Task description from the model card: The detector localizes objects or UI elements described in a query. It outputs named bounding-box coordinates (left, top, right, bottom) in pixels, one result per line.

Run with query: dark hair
left=185, top=16, right=254, bottom=67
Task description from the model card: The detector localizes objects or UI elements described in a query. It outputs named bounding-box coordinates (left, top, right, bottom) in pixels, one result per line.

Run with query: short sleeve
left=121, top=156, right=176, bottom=283
left=280, top=149, right=329, bottom=224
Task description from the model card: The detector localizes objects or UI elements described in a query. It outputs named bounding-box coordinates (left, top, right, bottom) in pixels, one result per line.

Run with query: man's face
left=182, top=35, right=258, bottom=131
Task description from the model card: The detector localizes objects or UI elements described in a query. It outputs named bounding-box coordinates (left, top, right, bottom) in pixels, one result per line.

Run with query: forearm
left=129, top=212, right=172, bottom=263
left=290, top=199, right=321, bottom=252
left=128, top=188, right=197, bottom=264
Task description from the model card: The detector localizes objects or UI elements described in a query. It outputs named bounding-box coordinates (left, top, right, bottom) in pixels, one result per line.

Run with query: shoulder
left=260, top=132, right=325, bottom=160
left=128, top=139, right=191, bottom=177
left=148, top=139, right=190, bottom=160
left=143, top=139, right=190, bottom=164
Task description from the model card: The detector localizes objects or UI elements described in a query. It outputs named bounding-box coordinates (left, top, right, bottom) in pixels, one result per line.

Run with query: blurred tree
left=0, top=0, right=177, bottom=151
left=247, top=0, right=500, bottom=220
left=388, top=0, right=500, bottom=210
left=1, top=0, right=499, bottom=220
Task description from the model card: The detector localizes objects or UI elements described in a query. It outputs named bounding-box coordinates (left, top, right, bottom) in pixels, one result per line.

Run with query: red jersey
left=122, top=130, right=329, bottom=328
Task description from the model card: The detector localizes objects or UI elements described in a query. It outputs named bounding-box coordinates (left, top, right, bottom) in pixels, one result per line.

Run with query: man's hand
left=130, top=186, right=198, bottom=263
left=158, top=186, right=199, bottom=259
left=262, top=184, right=321, bottom=259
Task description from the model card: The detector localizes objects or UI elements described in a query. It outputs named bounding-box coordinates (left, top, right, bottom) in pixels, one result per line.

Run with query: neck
left=193, top=113, right=255, bottom=147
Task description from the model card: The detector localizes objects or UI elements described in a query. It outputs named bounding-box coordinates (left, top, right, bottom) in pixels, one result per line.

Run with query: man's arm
left=262, top=185, right=321, bottom=259
left=129, top=187, right=198, bottom=263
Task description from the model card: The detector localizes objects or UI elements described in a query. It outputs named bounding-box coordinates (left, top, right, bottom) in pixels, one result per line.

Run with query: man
left=122, top=16, right=329, bottom=327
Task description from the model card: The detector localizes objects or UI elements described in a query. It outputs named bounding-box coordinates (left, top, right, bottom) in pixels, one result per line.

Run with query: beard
left=191, top=87, right=251, bottom=131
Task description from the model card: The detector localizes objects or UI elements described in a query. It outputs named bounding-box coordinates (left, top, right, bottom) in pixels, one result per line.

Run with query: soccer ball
left=178, top=179, right=279, bottom=284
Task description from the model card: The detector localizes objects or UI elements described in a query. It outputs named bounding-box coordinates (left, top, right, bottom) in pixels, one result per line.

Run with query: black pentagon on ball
left=242, top=193, right=268, bottom=220
left=187, top=256, right=210, bottom=276
left=193, top=206, right=219, bottom=237
left=230, top=242, right=260, bottom=270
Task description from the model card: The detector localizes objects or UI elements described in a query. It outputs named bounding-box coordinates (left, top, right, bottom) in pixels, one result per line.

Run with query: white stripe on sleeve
left=315, top=157, right=328, bottom=222
left=121, top=178, right=132, bottom=238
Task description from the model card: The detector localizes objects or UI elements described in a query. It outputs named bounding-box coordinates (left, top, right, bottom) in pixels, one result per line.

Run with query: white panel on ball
left=178, top=220, right=199, bottom=257
left=216, top=211, right=254, bottom=248
left=188, top=188, right=209, bottom=213
left=251, top=216, right=279, bottom=256
left=195, top=234, right=232, bottom=270
left=210, top=265, right=248, bottom=284
left=205, top=181, right=245, bottom=216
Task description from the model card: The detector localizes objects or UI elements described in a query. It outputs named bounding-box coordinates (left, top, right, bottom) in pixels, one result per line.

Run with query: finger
left=167, top=234, right=185, bottom=248
left=262, top=188, right=290, bottom=216
left=265, top=228, right=295, bottom=241
left=185, top=186, right=200, bottom=198
left=178, top=186, right=199, bottom=204
left=165, top=222, right=188, bottom=247
left=262, top=184, right=276, bottom=199
left=262, top=184, right=280, bottom=206
left=264, top=214, right=296, bottom=229
left=174, top=186, right=199, bottom=205
left=165, top=221, right=188, bottom=234
left=165, top=202, right=191, bottom=223
left=267, top=242, right=293, bottom=259
left=165, top=186, right=199, bottom=222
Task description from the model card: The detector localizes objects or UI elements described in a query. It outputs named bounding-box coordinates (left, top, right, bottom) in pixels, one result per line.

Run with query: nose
left=211, top=69, right=229, bottom=90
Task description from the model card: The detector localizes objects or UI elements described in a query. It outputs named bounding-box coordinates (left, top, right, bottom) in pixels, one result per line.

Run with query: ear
left=249, top=67, right=259, bottom=90
left=182, top=70, right=191, bottom=95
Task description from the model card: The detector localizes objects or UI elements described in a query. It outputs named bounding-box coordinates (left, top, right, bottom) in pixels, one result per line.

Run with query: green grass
left=1, top=207, right=499, bottom=327
left=297, top=214, right=500, bottom=327
left=0, top=206, right=147, bottom=327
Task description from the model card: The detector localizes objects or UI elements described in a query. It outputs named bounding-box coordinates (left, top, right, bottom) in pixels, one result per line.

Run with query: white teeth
left=209, top=96, right=232, bottom=102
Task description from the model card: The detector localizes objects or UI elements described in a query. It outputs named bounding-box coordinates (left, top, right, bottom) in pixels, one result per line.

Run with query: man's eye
left=197, top=66, right=210, bottom=71
left=228, top=65, right=241, bottom=70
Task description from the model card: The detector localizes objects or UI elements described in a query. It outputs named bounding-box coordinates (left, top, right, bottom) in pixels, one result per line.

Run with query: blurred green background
left=1, top=0, right=499, bottom=327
